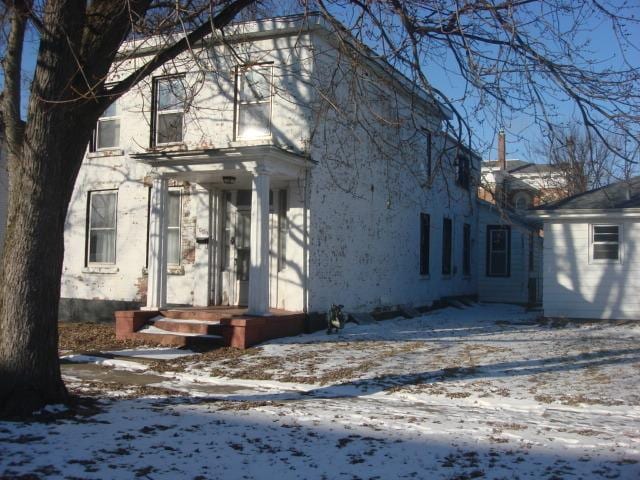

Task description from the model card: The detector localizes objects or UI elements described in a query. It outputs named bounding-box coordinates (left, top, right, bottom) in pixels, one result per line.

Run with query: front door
left=235, top=208, right=250, bottom=306
left=220, top=191, right=251, bottom=306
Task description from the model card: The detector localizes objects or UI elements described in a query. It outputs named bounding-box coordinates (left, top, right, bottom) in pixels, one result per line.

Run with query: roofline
left=528, top=207, right=640, bottom=220
left=116, top=12, right=452, bottom=121
left=478, top=199, right=542, bottom=229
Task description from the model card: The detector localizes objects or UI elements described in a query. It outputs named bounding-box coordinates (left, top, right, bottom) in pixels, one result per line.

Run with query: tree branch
left=103, top=0, right=257, bottom=106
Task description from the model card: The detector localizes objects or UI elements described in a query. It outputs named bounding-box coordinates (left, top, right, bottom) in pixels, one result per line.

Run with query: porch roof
left=131, top=144, right=315, bottom=180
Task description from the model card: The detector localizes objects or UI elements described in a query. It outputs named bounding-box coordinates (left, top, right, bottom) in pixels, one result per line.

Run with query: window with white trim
left=91, top=100, right=120, bottom=151
left=236, top=65, right=272, bottom=139
left=591, top=224, right=620, bottom=261
left=153, top=76, right=186, bottom=146
left=87, top=190, right=117, bottom=264
left=167, top=189, right=182, bottom=265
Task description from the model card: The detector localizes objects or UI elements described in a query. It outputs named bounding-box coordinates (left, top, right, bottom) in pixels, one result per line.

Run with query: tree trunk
left=0, top=124, right=89, bottom=418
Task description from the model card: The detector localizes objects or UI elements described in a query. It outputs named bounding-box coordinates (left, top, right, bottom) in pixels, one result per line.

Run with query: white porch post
left=144, top=174, right=169, bottom=310
left=247, top=167, right=271, bottom=315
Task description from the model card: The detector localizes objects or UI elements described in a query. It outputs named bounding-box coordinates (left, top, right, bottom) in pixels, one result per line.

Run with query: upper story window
left=87, top=190, right=117, bottom=265
left=591, top=224, right=621, bottom=262
left=91, top=100, right=120, bottom=151
left=457, top=155, right=471, bottom=190
left=486, top=225, right=511, bottom=277
left=152, top=76, right=186, bottom=146
left=236, top=65, right=273, bottom=139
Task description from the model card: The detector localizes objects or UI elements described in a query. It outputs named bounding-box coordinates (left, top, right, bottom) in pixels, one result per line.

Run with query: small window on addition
left=591, top=225, right=620, bottom=261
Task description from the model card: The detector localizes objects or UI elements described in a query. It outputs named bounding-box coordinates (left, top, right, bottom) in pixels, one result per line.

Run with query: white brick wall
left=61, top=22, right=482, bottom=314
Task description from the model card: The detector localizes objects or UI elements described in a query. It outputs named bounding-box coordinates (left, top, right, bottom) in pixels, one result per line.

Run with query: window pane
left=97, top=119, right=119, bottom=149
left=593, top=243, right=619, bottom=260
left=167, top=229, right=180, bottom=265
left=490, top=251, right=507, bottom=275
left=593, top=226, right=619, bottom=243
left=167, top=191, right=181, bottom=227
left=420, top=213, right=430, bottom=275
left=463, top=223, right=471, bottom=275
left=240, top=67, right=270, bottom=103
left=157, top=78, right=185, bottom=111
left=236, top=210, right=251, bottom=249
left=491, top=230, right=507, bottom=251
left=238, top=103, right=271, bottom=138
left=90, top=193, right=116, bottom=228
left=89, top=230, right=115, bottom=263
left=157, top=112, right=183, bottom=143
left=442, top=218, right=452, bottom=275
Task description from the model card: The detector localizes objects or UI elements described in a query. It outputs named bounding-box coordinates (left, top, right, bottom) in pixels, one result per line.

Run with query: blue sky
left=7, top=2, right=640, bottom=166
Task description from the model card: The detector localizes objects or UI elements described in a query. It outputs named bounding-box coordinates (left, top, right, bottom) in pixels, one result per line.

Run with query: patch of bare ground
left=58, top=322, right=152, bottom=353
left=535, top=393, right=625, bottom=407
left=67, top=380, right=181, bottom=399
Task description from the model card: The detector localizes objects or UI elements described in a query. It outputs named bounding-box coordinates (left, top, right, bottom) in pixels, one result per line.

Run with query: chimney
left=498, top=129, right=506, bottom=170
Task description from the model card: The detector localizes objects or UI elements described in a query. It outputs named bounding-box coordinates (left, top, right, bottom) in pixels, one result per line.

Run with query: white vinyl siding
left=543, top=219, right=640, bottom=320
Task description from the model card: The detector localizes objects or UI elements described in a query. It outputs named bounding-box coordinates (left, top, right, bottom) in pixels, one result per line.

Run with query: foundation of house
left=115, top=306, right=308, bottom=349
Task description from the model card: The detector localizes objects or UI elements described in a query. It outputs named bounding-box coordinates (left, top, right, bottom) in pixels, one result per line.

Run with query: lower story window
left=591, top=224, right=620, bottom=261
left=87, top=190, right=117, bottom=264
left=442, top=217, right=452, bottom=275
left=486, top=225, right=510, bottom=277
left=463, top=223, right=471, bottom=276
left=167, top=189, right=182, bottom=265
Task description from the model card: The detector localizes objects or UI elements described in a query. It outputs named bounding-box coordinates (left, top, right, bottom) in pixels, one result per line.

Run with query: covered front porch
left=115, top=145, right=313, bottom=349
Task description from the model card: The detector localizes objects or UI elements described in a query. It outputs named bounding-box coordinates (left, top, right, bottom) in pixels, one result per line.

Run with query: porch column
left=144, top=174, right=169, bottom=310
left=247, top=167, right=270, bottom=316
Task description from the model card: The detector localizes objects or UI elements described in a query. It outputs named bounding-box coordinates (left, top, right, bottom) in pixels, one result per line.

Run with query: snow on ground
left=1, top=304, right=639, bottom=479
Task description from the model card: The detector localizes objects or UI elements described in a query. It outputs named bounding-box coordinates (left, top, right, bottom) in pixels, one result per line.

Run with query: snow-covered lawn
left=2, top=304, right=639, bottom=479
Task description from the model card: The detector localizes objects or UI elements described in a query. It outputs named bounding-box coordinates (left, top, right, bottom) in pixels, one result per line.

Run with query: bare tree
left=0, top=0, right=638, bottom=417
left=539, top=125, right=619, bottom=199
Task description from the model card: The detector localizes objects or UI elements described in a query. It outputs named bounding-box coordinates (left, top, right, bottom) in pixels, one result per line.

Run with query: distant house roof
left=482, top=160, right=530, bottom=173
left=482, top=159, right=558, bottom=175
left=536, top=176, right=640, bottom=211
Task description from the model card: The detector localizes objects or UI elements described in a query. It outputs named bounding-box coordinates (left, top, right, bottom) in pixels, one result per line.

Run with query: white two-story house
left=60, top=13, right=483, bottom=325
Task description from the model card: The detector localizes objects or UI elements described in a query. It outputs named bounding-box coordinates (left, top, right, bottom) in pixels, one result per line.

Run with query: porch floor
left=115, top=306, right=308, bottom=349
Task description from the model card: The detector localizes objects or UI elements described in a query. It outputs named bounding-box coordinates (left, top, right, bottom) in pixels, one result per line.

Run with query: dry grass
left=58, top=322, right=151, bottom=353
